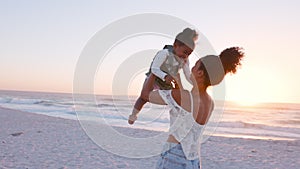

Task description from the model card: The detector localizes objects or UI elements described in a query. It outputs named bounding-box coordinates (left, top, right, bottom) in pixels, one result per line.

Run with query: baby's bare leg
left=140, top=74, right=156, bottom=101
left=128, top=74, right=156, bottom=124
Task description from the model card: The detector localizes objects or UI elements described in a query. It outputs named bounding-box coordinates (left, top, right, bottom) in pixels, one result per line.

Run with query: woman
left=148, top=47, right=244, bottom=169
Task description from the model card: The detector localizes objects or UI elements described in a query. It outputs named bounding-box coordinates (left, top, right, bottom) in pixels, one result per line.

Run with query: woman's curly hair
left=220, top=47, right=244, bottom=74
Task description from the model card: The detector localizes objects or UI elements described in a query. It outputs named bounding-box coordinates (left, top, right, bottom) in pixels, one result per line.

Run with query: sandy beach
left=0, top=106, right=299, bottom=169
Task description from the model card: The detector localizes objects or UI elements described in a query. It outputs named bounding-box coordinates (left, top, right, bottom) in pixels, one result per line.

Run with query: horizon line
left=0, top=89, right=299, bottom=105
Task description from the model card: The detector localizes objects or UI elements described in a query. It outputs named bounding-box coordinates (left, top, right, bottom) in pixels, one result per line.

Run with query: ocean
left=0, top=90, right=299, bottom=141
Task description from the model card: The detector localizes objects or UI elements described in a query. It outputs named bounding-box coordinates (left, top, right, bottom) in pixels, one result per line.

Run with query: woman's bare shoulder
left=171, top=89, right=191, bottom=110
left=171, top=89, right=189, bottom=100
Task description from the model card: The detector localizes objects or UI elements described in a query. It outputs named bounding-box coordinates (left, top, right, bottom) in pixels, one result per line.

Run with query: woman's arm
left=148, top=90, right=167, bottom=105
left=182, top=60, right=193, bottom=85
left=174, top=73, right=184, bottom=89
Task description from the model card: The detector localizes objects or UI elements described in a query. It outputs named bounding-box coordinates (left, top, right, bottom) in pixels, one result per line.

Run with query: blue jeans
left=156, top=143, right=200, bottom=169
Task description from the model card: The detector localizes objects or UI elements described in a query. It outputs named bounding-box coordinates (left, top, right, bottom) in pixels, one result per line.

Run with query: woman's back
left=171, top=89, right=213, bottom=125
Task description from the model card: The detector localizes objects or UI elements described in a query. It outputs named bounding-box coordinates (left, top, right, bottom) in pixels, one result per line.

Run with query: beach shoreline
left=1, top=106, right=299, bottom=169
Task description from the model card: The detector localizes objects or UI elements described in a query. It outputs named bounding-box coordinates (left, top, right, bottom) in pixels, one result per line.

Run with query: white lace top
left=159, top=90, right=203, bottom=160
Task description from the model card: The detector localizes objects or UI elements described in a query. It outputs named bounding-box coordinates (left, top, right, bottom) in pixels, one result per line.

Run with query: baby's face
left=174, top=45, right=193, bottom=60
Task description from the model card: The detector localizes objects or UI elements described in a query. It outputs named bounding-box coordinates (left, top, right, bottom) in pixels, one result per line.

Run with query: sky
left=1, top=0, right=300, bottom=104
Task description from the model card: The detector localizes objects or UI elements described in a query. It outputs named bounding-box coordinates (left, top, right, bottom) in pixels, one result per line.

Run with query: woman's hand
left=164, top=75, right=175, bottom=85
left=174, top=73, right=183, bottom=89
